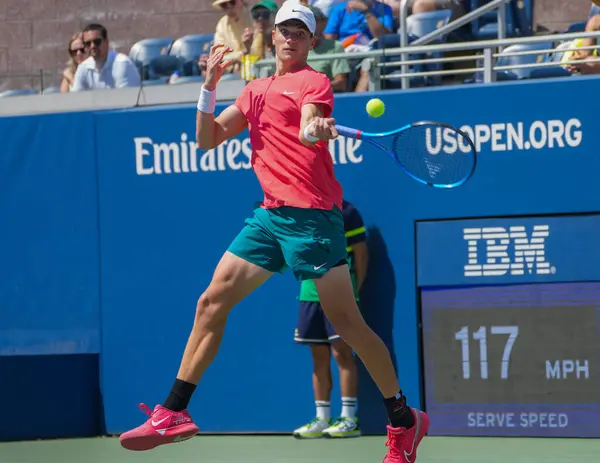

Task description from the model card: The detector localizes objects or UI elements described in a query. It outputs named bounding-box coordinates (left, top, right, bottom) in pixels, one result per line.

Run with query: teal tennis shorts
left=228, top=206, right=348, bottom=281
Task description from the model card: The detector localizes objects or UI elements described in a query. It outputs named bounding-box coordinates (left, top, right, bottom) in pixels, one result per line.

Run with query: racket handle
left=335, top=125, right=361, bottom=139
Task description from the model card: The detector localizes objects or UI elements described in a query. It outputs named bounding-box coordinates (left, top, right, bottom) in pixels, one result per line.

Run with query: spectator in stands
left=213, top=0, right=254, bottom=73
left=301, top=0, right=345, bottom=18
left=324, top=0, right=394, bottom=44
left=567, top=13, right=600, bottom=74
left=383, top=0, right=467, bottom=22
left=307, top=5, right=351, bottom=91
left=324, top=0, right=393, bottom=92
left=72, top=24, right=141, bottom=91
left=61, top=33, right=88, bottom=93
left=242, top=0, right=279, bottom=76
left=251, top=2, right=350, bottom=87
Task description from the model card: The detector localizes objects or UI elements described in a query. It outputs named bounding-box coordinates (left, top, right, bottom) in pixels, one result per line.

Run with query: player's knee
left=195, top=291, right=230, bottom=329
left=327, top=310, right=367, bottom=345
left=327, top=312, right=356, bottom=339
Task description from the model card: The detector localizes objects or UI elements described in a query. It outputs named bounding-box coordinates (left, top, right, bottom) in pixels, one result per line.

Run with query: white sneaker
left=323, top=417, right=361, bottom=438
left=292, top=418, right=332, bottom=439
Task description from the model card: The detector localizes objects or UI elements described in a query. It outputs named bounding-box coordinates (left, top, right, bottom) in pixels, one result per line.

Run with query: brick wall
left=0, top=0, right=229, bottom=91
left=0, top=0, right=595, bottom=92
left=534, top=0, right=592, bottom=32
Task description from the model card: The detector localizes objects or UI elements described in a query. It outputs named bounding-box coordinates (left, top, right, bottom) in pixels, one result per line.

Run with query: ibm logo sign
left=464, top=225, right=555, bottom=277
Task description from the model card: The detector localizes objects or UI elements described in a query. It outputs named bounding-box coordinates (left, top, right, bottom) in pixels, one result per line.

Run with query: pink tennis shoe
left=383, top=408, right=430, bottom=463
left=119, top=404, right=199, bottom=451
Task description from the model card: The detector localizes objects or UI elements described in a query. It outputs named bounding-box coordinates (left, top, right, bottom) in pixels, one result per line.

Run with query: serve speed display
left=421, top=282, right=600, bottom=437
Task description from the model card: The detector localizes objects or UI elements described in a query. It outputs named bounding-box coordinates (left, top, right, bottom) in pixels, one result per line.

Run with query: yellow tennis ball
left=366, top=98, right=385, bottom=118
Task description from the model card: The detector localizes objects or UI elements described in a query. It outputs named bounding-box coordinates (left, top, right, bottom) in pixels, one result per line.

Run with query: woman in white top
left=60, top=33, right=88, bottom=93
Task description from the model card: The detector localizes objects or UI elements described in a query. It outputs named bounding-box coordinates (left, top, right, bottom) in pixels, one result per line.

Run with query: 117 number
left=454, top=326, right=519, bottom=379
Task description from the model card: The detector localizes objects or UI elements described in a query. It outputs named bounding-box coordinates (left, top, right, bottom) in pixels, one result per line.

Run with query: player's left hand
left=308, top=117, right=339, bottom=141
left=204, top=43, right=234, bottom=90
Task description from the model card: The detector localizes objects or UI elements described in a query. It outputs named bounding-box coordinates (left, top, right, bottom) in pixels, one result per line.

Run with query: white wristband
left=304, top=122, right=319, bottom=143
left=197, top=86, right=216, bottom=113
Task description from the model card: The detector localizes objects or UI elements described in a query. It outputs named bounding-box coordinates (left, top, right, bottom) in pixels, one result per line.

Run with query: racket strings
left=392, top=125, right=475, bottom=187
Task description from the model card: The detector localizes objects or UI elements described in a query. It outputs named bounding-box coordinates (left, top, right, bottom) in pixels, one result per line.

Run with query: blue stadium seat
left=567, top=21, right=587, bottom=33
left=470, top=0, right=533, bottom=40
left=382, top=11, right=452, bottom=88
left=169, top=34, right=214, bottom=76
left=42, top=86, right=61, bottom=94
left=465, top=41, right=571, bottom=84
left=129, top=37, right=174, bottom=80
left=147, top=55, right=183, bottom=81
left=0, top=88, right=38, bottom=98
left=369, top=34, right=427, bottom=89
left=406, top=9, right=453, bottom=41
left=406, top=10, right=452, bottom=85
left=495, top=42, right=571, bottom=80
left=169, top=34, right=214, bottom=60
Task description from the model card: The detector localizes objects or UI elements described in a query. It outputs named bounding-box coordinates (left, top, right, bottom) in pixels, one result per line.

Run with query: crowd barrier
left=1, top=75, right=599, bottom=440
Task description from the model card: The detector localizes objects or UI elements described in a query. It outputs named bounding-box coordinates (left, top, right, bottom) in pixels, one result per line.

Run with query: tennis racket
left=335, top=121, right=477, bottom=188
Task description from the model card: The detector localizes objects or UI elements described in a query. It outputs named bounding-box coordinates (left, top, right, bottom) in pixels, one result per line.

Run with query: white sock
left=341, top=397, right=358, bottom=419
left=316, top=401, right=331, bottom=421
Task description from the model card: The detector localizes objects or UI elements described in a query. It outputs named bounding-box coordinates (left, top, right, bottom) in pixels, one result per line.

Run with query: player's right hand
left=204, top=44, right=234, bottom=91
left=308, top=117, right=339, bottom=141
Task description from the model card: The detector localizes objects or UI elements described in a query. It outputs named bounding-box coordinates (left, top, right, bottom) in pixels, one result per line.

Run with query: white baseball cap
left=274, top=1, right=316, bottom=35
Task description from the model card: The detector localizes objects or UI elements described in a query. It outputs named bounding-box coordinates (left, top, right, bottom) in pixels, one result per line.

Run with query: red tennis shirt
left=234, top=65, right=343, bottom=211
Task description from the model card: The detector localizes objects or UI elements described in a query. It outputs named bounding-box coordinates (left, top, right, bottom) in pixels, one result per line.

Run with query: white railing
left=253, top=30, right=600, bottom=90
left=398, top=0, right=513, bottom=88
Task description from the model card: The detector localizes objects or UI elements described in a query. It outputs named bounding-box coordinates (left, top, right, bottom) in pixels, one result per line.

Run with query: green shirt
left=307, top=38, right=351, bottom=80
left=299, top=200, right=366, bottom=302
left=256, top=39, right=350, bottom=80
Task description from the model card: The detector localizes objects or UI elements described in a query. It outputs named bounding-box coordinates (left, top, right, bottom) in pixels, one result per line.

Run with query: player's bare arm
left=196, top=105, right=248, bottom=150
left=299, top=103, right=339, bottom=147
left=196, top=44, right=249, bottom=150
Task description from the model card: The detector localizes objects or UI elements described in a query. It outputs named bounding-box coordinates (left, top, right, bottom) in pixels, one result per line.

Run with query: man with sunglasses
left=119, top=3, right=429, bottom=462
left=72, top=23, right=140, bottom=91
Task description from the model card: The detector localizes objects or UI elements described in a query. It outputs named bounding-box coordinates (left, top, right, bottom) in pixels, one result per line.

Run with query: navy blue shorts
left=294, top=301, right=340, bottom=345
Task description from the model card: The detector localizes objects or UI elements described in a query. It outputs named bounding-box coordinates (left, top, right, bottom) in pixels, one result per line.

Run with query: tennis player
left=293, top=199, right=367, bottom=439
left=119, top=2, right=429, bottom=461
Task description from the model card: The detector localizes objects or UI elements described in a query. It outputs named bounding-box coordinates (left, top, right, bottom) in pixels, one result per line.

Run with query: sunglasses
left=84, top=38, right=103, bottom=48
left=252, top=9, right=271, bottom=20
left=70, top=47, right=86, bottom=55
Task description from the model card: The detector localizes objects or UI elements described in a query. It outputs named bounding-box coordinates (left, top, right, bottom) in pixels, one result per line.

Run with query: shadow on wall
left=356, top=226, right=399, bottom=435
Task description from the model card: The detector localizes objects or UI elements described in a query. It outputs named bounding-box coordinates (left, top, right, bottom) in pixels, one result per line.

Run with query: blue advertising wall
left=418, top=215, right=600, bottom=287
left=1, top=75, right=599, bottom=439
